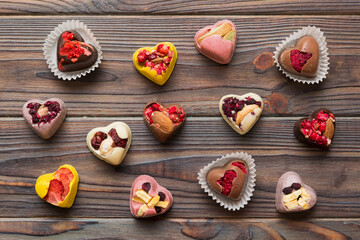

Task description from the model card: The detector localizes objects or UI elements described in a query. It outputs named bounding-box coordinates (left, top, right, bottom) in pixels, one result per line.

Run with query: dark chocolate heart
left=279, top=36, right=319, bottom=78
left=57, top=31, right=98, bottom=72
left=275, top=171, right=317, bottom=213
left=206, top=160, right=248, bottom=200
left=294, top=108, right=335, bottom=149
left=143, top=102, right=186, bottom=143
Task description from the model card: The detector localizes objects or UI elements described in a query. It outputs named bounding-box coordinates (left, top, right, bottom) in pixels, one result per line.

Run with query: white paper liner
left=43, top=20, right=103, bottom=80
left=273, top=26, right=329, bottom=84
left=198, top=152, right=256, bottom=211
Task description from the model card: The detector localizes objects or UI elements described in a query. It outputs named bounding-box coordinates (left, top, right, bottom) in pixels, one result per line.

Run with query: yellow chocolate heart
left=35, top=164, right=79, bottom=208
left=133, top=42, right=177, bottom=85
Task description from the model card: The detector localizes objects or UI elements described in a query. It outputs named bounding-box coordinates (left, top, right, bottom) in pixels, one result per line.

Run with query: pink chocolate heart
left=194, top=20, right=237, bottom=64
left=130, top=175, right=173, bottom=218
left=22, top=97, right=66, bottom=139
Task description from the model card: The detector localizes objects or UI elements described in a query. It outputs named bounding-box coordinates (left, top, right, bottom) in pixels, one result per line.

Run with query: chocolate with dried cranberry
left=22, top=98, right=66, bottom=139
left=279, top=36, right=319, bottom=78
left=143, top=102, right=186, bottom=143
left=86, top=122, right=131, bottom=165
left=294, top=108, right=335, bottom=149
left=219, top=93, right=263, bottom=135
left=57, top=31, right=98, bottom=72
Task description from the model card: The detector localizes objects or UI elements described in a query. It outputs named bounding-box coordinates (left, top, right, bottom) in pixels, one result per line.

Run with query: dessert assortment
left=275, top=171, right=317, bottom=213
left=28, top=21, right=336, bottom=216
left=86, top=122, right=132, bottom=165
left=143, top=102, right=186, bottom=143
left=219, top=93, right=263, bottom=135
left=133, top=42, right=177, bottom=85
left=194, top=20, right=237, bottom=64
left=22, top=98, right=66, bottom=139
left=130, top=175, right=173, bottom=218
left=35, top=164, right=79, bottom=208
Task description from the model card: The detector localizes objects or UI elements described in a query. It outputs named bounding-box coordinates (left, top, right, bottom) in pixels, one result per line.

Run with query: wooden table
left=0, top=1, right=359, bottom=239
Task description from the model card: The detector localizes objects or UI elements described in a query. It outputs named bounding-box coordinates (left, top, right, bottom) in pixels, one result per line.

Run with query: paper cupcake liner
left=273, top=26, right=329, bottom=84
left=43, top=20, right=103, bottom=80
left=198, top=152, right=256, bottom=211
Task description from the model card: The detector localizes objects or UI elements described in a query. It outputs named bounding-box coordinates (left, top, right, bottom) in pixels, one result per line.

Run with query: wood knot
left=180, top=219, right=222, bottom=239
left=253, top=52, right=274, bottom=74
left=263, top=93, right=289, bottom=114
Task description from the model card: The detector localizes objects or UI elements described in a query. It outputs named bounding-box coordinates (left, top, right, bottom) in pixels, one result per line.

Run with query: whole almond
left=235, top=105, right=260, bottom=126
left=324, top=118, right=335, bottom=139
left=152, top=111, right=174, bottom=133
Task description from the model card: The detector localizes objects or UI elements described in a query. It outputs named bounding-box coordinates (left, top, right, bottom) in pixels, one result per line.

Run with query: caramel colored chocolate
left=57, top=31, right=98, bottom=72
left=206, top=160, right=247, bottom=200
left=279, top=36, right=319, bottom=78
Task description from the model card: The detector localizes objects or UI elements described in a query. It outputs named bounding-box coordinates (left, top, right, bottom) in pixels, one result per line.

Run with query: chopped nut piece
left=132, top=197, right=146, bottom=204
left=37, top=106, right=49, bottom=117
left=292, top=189, right=302, bottom=198
left=137, top=204, right=148, bottom=216
left=135, top=190, right=152, bottom=203
left=198, top=22, right=233, bottom=44
left=99, top=137, right=114, bottom=155
left=283, top=193, right=297, bottom=203
left=284, top=199, right=298, bottom=210
left=147, top=195, right=160, bottom=208
left=155, top=201, right=169, bottom=208
left=301, top=188, right=311, bottom=201
left=298, top=197, right=310, bottom=209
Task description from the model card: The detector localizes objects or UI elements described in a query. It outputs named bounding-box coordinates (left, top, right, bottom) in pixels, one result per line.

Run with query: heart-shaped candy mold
left=279, top=36, right=319, bottom=78
left=22, top=97, right=66, bottom=139
left=207, top=160, right=248, bottom=200
left=219, top=93, right=263, bottom=135
left=57, top=31, right=98, bottom=72
left=194, top=20, right=237, bottom=64
left=275, top=171, right=317, bottom=213
left=35, top=164, right=79, bottom=208
left=86, top=122, right=132, bottom=165
left=143, top=102, right=185, bottom=143
left=294, top=108, right=335, bottom=149
left=133, top=42, right=177, bottom=85
left=130, top=175, right=173, bottom=218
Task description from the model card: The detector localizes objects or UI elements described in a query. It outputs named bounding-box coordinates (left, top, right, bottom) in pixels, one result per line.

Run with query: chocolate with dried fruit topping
left=206, top=160, right=248, bottom=200
left=276, top=171, right=317, bottom=213
left=130, top=175, right=173, bottom=218
left=143, top=102, right=185, bottom=143
left=279, top=36, right=319, bottom=78
left=294, top=108, right=335, bottom=149
left=57, top=31, right=98, bottom=72
left=22, top=97, right=66, bottom=139
left=86, top=122, right=131, bottom=165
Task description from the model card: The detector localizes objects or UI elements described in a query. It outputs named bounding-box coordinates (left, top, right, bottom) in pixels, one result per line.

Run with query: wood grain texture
left=0, top=16, right=359, bottom=117
left=0, top=0, right=360, bottom=15
left=0, top=117, right=359, bottom=218
left=0, top=218, right=358, bottom=239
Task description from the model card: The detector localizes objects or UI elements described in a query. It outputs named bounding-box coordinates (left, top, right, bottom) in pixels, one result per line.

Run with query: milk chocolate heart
left=22, top=98, right=66, bottom=139
left=219, top=93, right=263, bottom=135
left=130, top=175, right=173, bottom=218
left=194, top=20, right=237, bottom=64
left=86, top=122, right=132, bottom=165
left=279, top=36, right=319, bottom=78
left=276, top=171, right=317, bottom=213
left=143, top=102, right=186, bottom=143
left=294, top=108, right=335, bottom=149
left=133, top=42, right=177, bottom=85
left=206, top=160, right=248, bottom=200
left=57, top=31, right=98, bottom=72
left=35, top=164, right=79, bottom=208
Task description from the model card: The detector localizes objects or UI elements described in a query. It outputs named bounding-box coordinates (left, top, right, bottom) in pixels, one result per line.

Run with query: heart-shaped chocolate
left=294, top=108, right=335, bottom=149
left=275, top=171, right=317, bottom=213
left=279, top=36, right=319, bottom=78
left=194, top=20, right=237, bottom=64
left=86, top=122, right=132, bottom=165
left=206, top=160, right=248, bottom=200
left=130, top=175, right=173, bottom=218
left=22, top=98, right=66, bottom=139
left=35, top=164, right=79, bottom=208
left=143, top=102, right=186, bottom=143
left=133, top=42, right=177, bottom=85
left=219, top=93, right=263, bottom=135
left=57, top=31, right=98, bottom=72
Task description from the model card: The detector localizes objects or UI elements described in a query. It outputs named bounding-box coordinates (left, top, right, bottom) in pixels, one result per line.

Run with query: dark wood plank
left=1, top=16, right=359, bottom=117
left=0, top=218, right=358, bottom=239
left=0, top=0, right=360, bottom=15
left=0, top=117, right=359, bottom=218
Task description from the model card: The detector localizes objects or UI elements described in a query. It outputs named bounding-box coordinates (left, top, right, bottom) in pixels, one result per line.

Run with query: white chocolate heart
left=86, top=122, right=131, bottom=165
left=219, top=93, right=263, bottom=135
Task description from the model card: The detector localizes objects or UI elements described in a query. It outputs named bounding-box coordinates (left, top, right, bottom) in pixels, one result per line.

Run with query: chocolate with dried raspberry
left=22, top=98, right=67, bottom=139
left=294, top=108, right=335, bottom=150
left=143, top=102, right=186, bottom=143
